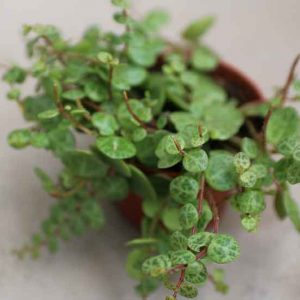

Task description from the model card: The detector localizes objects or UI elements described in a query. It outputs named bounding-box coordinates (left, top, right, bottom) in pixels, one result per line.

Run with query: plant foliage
left=3, top=1, right=300, bottom=299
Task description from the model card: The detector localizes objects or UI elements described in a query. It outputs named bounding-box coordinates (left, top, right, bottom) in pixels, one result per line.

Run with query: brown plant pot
left=119, top=61, right=264, bottom=228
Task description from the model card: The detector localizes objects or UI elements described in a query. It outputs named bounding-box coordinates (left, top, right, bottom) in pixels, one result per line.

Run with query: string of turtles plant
left=3, top=0, right=300, bottom=298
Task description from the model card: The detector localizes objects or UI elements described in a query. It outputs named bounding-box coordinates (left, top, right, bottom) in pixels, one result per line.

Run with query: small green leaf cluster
left=3, top=1, right=300, bottom=299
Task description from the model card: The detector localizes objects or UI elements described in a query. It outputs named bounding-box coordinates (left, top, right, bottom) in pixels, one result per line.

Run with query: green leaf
left=47, top=128, right=75, bottom=156
left=162, top=208, right=181, bottom=231
left=111, top=0, right=130, bottom=9
left=287, top=160, right=300, bottom=184
left=188, top=232, right=214, bottom=252
left=8, top=129, right=31, bottom=149
left=38, top=109, right=59, bottom=120
left=92, top=112, right=119, bottom=136
left=30, top=132, right=49, bottom=148
left=183, top=149, right=208, bottom=173
left=61, top=150, right=108, bottom=178
left=97, top=51, right=113, bottom=63
left=142, top=9, right=169, bottom=32
left=170, top=231, right=188, bottom=250
left=201, top=103, right=244, bottom=140
left=277, top=135, right=300, bottom=156
left=142, top=254, right=171, bottom=277
left=185, top=261, right=208, bottom=284
left=3, top=66, right=26, bottom=84
left=170, top=176, right=199, bottom=204
left=191, top=46, right=218, bottom=71
left=282, top=190, right=300, bottom=231
left=126, top=249, right=147, bottom=280
left=169, top=250, right=196, bottom=266
left=34, top=168, right=55, bottom=193
left=62, top=89, right=86, bottom=101
left=205, top=151, right=237, bottom=191
left=127, top=33, right=164, bottom=67
left=157, top=154, right=182, bottom=169
left=248, top=164, right=267, bottom=179
left=274, top=158, right=293, bottom=183
left=117, top=99, right=152, bottom=129
left=142, top=200, right=160, bottom=218
left=179, top=203, right=198, bottom=230
left=129, top=165, right=157, bottom=202
left=164, top=134, right=185, bottom=155
left=7, top=88, right=21, bottom=100
left=211, top=269, right=229, bottom=294
left=234, top=152, right=251, bottom=174
left=96, top=136, right=136, bottom=159
left=293, top=145, right=300, bottom=162
left=84, top=80, right=108, bottom=102
left=136, top=131, right=167, bottom=167
left=94, top=176, right=129, bottom=201
left=266, top=107, right=299, bottom=145
left=207, top=234, right=240, bottom=264
left=239, top=170, right=257, bottom=188
left=241, top=138, right=258, bottom=159
left=241, top=215, right=260, bottom=232
left=181, top=125, right=209, bottom=148
left=169, top=112, right=198, bottom=132
left=238, top=190, right=265, bottom=214
left=127, top=238, right=158, bottom=247
left=113, top=64, right=147, bottom=90
left=197, top=201, right=213, bottom=231
left=182, top=16, right=215, bottom=41
left=179, top=282, right=198, bottom=299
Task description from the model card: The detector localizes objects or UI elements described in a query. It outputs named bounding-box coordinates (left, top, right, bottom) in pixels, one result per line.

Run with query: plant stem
left=207, top=190, right=219, bottom=234
left=280, top=53, right=300, bottom=105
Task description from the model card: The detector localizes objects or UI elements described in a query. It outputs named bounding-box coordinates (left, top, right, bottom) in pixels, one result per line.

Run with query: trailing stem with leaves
left=3, top=0, right=300, bottom=299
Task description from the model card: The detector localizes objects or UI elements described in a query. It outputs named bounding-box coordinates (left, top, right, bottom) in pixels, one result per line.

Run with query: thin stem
left=172, top=269, right=185, bottom=298
left=173, top=138, right=185, bottom=156
left=207, top=190, right=219, bottom=234
left=280, top=53, right=300, bottom=105
left=123, top=91, right=149, bottom=130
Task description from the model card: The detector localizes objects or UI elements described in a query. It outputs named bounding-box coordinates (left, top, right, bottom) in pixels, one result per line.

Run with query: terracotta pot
left=119, top=61, right=264, bottom=228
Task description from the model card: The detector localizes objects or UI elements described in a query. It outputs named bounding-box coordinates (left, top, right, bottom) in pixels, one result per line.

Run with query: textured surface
left=0, top=0, right=300, bottom=299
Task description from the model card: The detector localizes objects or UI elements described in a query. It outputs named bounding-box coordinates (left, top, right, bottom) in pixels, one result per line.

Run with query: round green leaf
left=84, top=80, right=107, bottom=102
left=188, top=232, right=214, bottom=252
left=185, top=261, right=208, bottom=284
left=182, top=125, right=209, bottom=148
left=287, top=161, right=300, bottom=184
left=183, top=149, right=208, bottom=173
left=207, top=234, right=240, bottom=264
left=170, top=176, right=199, bottom=204
left=191, top=46, right=218, bottom=71
left=142, top=254, right=171, bottom=277
left=92, top=112, right=119, bottom=136
left=61, top=150, right=108, bottom=178
left=162, top=207, right=181, bottom=231
left=238, top=190, right=265, bottom=214
left=113, top=64, right=147, bottom=90
left=170, top=231, right=188, bottom=251
left=179, top=283, right=198, bottom=299
left=96, top=136, right=136, bottom=159
left=239, top=170, right=257, bottom=188
left=234, top=152, right=251, bottom=174
left=266, top=107, right=299, bottom=145
left=169, top=250, right=196, bottom=266
left=241, top=138, right=258, bottom=159
left=8, top=129, right=31, bottom=149
left=179, top=203, right=198, bottom=230
left=241, top=215, right=260, bottom=232
left=97, top=51, right=113, bottom=63
left=37, top=108, right=59, bottom=120
left=165, top=134, right=185, bottom=155
left=202, top=103, right=243, bottom=140
left=248, top=164, right=267, bottom=179
left=62, top=89, right=86, bottom=100
left=205, top=151, right=237, bottom=191
left=293, top=146, right=300, bottom=162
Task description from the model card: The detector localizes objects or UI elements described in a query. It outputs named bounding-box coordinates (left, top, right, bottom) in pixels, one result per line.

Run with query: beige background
left=1, top=1, right=300, bottom=299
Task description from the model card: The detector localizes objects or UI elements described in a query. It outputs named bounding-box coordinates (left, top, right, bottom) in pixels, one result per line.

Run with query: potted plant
left=3, top=0, right=300, bottom=299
